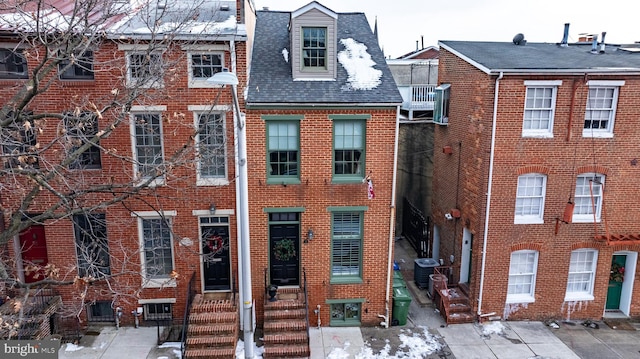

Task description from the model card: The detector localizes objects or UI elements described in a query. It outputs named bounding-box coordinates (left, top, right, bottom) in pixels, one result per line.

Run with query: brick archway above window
left=570, top=243, right=604, bottom=251
left=575, top=165, right=609, bottom=176
left=510, top=243, right=543, bottom=252
left=516, top=165, right=550, bottom=176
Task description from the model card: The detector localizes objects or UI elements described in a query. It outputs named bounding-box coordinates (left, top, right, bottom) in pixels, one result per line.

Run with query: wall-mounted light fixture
left=305, top=228, right=314, bottom=243
left=209, top=203, right=216, bottom=214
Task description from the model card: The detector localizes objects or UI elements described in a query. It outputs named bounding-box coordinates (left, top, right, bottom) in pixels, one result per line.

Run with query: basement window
left=144, top=303, right=173, bottom=321
left=327, top=299, right=363, bottom=326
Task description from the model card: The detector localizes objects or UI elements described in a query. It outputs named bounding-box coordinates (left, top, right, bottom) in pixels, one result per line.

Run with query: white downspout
left=477, top=72, right=502, bottom=317
left=382, top=105, right=401, bottom=328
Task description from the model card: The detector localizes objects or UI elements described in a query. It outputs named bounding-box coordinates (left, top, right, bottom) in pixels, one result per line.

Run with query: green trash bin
left=392, top=287, right=412, bottom=325
left=393, top=271, right=406, bottom=288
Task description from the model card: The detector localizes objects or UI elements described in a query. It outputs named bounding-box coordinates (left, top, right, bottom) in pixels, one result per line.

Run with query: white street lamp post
left=208, top=72, right=254, bottom=358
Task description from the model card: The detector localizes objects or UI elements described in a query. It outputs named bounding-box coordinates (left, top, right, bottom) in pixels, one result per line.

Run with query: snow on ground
left=481, top=321, right=506, bottom=337
left=235, top=339, right=265, bottom=359
left=63, top=343, right=84, bottom=352
left=158, top=342, right=182, bottom=358
left=330, top=326, right=442, bottom=359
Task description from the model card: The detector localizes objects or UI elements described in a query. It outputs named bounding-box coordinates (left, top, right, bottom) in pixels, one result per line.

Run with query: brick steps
left=263, top=289, right=310, bottom=359
left=184, top=348, right=235, bottom=358
left=184, top=294, right=238, bottom=359
left=264, top=308, right=307, bottom=321
left=436, top=286, right=475, bottom=324
left=263, top=343, right=310, bottom=358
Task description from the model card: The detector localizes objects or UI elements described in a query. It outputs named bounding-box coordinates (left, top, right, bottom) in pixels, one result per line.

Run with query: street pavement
left=55, top=237, right=640, bottom=358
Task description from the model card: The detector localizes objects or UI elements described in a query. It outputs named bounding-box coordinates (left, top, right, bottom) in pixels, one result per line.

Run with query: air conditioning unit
left=433, top=83, right=450, bottom=125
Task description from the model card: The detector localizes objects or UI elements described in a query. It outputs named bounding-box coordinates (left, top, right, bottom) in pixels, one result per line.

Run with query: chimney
left=421, top=35, right=424, bottom=50
left=599, top=31, right=607, bottom=53
left=590, top=34, right=599, bottom=54
left=416, top=40, right=419, bottom=51
left=560, top=23, right=569, bottom=47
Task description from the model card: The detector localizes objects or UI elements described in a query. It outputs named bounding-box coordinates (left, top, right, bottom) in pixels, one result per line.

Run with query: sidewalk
left=57, top=326, right=180, bottom=359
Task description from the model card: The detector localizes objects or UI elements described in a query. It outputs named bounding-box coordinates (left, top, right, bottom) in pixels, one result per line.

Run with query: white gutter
left=382, top=105, right=401, bottom=328
left=477, top=71, right=502, bottom=317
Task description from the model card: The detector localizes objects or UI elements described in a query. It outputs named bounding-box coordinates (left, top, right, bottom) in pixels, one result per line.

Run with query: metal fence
left=401, top=197, right=431, bottom=258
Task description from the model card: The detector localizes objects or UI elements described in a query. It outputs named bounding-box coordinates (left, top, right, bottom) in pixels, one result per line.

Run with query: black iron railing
left=180, top=271, right=197, bottom=358
left=402, top=197, right=432, bottom=258
left=302, top=268, right=310, bottom=341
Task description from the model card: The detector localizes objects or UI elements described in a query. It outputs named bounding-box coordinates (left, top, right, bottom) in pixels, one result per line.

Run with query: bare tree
left=0, top=0, right=239, bottom=337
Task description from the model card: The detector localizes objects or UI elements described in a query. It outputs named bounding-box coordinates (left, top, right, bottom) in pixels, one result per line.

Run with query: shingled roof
left=439, top=40, right=640, bottom=74
left=246, top=10, right=402, bottom=107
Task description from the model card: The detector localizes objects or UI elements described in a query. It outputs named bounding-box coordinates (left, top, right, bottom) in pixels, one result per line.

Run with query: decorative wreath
left=610, top=262, right=625, bottom=282
left=206, top=235, right=224, bottom=254
left=273, top=238, right=296, bottom=261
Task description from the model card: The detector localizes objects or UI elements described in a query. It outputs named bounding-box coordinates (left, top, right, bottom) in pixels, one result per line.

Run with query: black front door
left=270, top=223, right=300, bottom=286
left=201, top=221, right=231, bottom=291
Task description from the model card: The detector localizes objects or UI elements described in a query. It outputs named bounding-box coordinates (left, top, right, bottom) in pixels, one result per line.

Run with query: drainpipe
left=477, top=72, right=502, bottom=318
left=382, top=105, right=401, bottom=328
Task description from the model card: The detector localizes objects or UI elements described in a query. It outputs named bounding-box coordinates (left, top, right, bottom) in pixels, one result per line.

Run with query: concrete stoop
left=263, top=289, right=310, bottom=359
left=184, top=294, right=238, bottom=359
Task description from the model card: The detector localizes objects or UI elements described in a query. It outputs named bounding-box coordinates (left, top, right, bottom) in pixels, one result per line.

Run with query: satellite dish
left=513, top=33, right=526, bottom=45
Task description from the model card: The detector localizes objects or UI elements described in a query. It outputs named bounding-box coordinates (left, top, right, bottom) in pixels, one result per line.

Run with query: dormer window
left=302, top=27, right=327, bottom=69
left=290, top=2, right=337, bottom=80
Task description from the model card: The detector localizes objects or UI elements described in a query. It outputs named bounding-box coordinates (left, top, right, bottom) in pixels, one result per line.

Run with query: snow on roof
left=338, top=38, right=382, bottom=91
left=0, top=1, right=129, bottom=33
left=127, top=15, right=237, bottom=34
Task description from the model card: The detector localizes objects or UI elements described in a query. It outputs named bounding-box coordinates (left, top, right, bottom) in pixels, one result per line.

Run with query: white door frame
left=459, top=227, right=472, bottom=283
left=613, top=251, right=637, bottom=316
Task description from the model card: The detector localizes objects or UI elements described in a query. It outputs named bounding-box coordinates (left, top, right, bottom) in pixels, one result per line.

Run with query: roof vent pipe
left=599, top=32, right=607, bottom=53
left=560, top=23, right=570, bottom=47
left=590, top=34, right=599, bottom=54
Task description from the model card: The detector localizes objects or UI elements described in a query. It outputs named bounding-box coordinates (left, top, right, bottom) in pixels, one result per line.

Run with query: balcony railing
left=400, top=84, right=436, bottom=111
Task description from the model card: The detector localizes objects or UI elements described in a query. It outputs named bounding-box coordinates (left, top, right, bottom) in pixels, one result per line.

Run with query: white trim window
left=572, top=173, right=604, bottom=223
left=126, top=51, right=163, bottom=88
left=130, top=109, right=166, bottom=186
left=522, top=80, right=560, bottom=137
left=565, top=249, right=598, bottom=301
left=188, top=52, right=224, bottom=88
left=134, top=211, right=176, bottom=288
left=583, top=80, right=623, bottom=138
left=195, top=112, right=228, bottom=185
left=514, top=173, right=546, bottom=224
left=507, top=250, right=538, bottom=303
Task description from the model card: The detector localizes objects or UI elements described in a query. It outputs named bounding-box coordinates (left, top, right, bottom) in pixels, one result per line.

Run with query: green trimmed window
left=302, top=27, right=326, bottom=69
left=331, top=211, right=362, bottom=282
left=333, top=120, right=365, bottom=180
left=267, top=121, right=299, bottom=182
left=330, top=302, right=361, bottom=326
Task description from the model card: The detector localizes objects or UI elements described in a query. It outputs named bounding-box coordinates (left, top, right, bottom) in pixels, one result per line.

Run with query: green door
left=606, top=255, right=626, bottom=310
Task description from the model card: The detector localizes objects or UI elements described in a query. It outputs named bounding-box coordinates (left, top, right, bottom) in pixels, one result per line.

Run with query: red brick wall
left=1, top=40, right=247, bottom=324
left=245, top=108, right=397, bottom=326
left=434, top=48, right=640, bottom=321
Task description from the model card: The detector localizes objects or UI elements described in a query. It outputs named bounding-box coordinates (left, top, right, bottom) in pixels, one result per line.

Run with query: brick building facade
left=1, top=0, right=401, bottom=339
left=432, top=37, right=640, bottom=322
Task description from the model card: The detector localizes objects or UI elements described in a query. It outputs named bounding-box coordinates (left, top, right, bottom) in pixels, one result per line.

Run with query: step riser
left=264, top=310, right=306, bottom=321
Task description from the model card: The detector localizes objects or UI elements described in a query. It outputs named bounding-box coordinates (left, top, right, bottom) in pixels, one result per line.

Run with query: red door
left=19, top=225, right=48, bottom=283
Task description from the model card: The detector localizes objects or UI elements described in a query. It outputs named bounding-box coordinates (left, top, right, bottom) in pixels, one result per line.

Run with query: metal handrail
left=180, top=271, right=196, bottom=358
left=263, top=268, right=268, bottom=303
left=302, top=268, right=310, bottom=343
